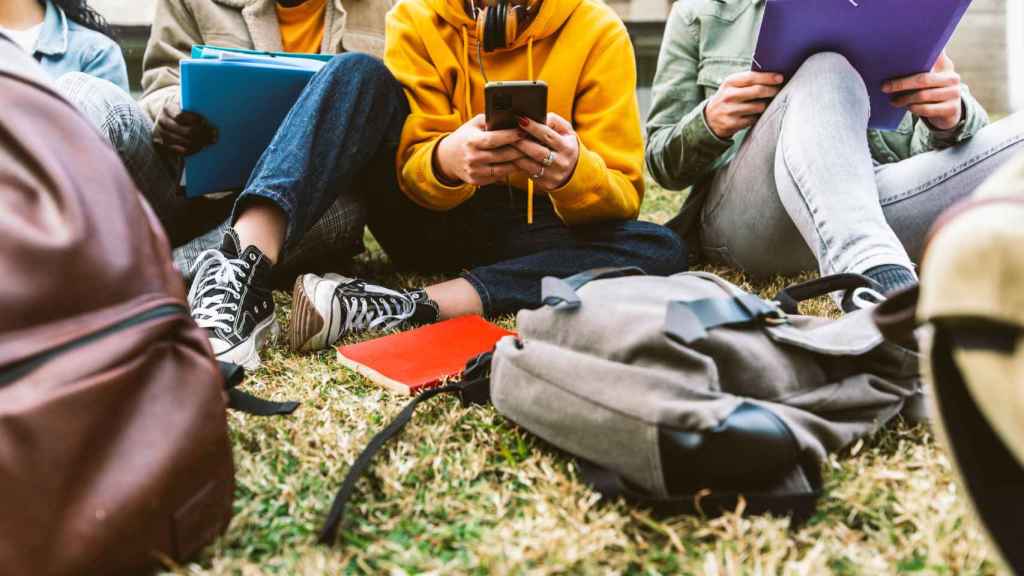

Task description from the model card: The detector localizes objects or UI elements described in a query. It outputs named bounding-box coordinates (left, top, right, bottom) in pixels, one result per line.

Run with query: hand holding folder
left=752, top=0, right=973, bottom=130
left=179, top=46, right=333, bottom=198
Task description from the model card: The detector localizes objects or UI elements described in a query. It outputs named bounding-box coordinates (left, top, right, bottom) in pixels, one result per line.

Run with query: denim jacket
left=32, top=0, right=129, bottom=92
left=645, top=0, right=990, bottom=194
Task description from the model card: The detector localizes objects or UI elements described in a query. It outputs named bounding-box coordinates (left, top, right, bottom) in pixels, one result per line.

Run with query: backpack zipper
left=0, top=303, right=189, bottom=387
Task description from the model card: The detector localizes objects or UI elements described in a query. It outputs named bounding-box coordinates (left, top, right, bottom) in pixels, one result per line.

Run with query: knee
left=55, top=71, right=132, bottom=112
left=624, top=222, right=688, bottom=275
left=791, top=52, right=868, bottom=107
left=55, top=72, right=148, bottom=149
left=322, top=52, right=401, bottom=94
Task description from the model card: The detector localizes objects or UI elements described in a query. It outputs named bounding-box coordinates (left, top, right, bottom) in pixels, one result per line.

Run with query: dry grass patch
left=162, top=181, right=1007, bottom=575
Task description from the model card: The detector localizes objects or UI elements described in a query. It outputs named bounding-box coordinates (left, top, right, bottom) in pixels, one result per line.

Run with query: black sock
left=863, top=264, right=917, bottom=296
left=406, top=289, right=440, bottom=324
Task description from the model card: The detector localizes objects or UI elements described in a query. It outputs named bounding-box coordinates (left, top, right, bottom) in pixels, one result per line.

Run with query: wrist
left=702, top=103, right=732, bottom=142
left=925, top=100, right=966, bottom=133
left=432, top=136, right=462, bottom=186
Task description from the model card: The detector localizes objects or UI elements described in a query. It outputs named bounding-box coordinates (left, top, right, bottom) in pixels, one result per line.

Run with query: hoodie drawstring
left=461, top=26, right=473, bottom=119
left=526, top=36, right=535, bottom=224
left=460, top=26, right=537, bottom=224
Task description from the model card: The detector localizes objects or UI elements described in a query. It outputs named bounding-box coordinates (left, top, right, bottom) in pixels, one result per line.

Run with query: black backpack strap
left=541, top=267, right=646, bottom=309
left=218, top=361, right=300, bottom=416
left=665, top=293, right=788, bottom=345
left=577, top=459, right=821, bottom=525
left=873, top=285, right=920, bottom=343
left=773, top=273, right=882, bottom=315
left=318, top=353, right=494, bottom=545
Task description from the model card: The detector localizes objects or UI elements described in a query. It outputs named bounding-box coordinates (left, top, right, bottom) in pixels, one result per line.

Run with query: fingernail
left=518, top=116, right=529, bottom=128
left=775, top=74, right=784, bottom=83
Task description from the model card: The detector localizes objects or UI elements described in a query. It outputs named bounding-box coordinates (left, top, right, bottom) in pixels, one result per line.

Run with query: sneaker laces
left=187, top=249, right=252, bottom=332
left=336, top=281, right=417, bottom=333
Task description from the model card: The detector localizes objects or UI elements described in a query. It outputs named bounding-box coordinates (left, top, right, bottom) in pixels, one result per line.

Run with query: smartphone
left=485, top=81, right=548, bottom=131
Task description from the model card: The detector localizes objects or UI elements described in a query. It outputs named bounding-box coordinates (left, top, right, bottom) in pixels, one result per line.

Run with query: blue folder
left=753, top=0, right=973, bottom=130
left=180, top=46, right=332, bottom=198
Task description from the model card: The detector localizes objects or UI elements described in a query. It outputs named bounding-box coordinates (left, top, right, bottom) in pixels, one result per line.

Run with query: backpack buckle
left=763, top=307, right=789, bottom=326
left=737, top=293, right=789, bottom=326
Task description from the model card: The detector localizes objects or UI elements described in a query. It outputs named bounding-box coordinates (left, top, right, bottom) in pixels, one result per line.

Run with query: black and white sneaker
left=288, top=273, right=418, bottom=352
left=187, top=230, right=278, bottom=369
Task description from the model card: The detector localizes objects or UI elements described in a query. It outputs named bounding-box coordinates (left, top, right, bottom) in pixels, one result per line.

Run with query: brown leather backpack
left=0, top=41, right=261, bottom=575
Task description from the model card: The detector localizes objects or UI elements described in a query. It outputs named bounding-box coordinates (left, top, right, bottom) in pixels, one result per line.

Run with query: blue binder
left=180, top=46, right=332, bottom=198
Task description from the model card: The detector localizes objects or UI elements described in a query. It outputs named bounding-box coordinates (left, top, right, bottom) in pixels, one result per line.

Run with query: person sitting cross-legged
left=56, top=0, right=399, bottom=368
left=286, top=0, right=687, bottom=351
left=646, top=0, right=1024, bottom=312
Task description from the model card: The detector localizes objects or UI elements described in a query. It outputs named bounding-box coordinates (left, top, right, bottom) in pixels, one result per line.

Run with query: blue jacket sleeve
left=83, top=41, right=130, bottom=93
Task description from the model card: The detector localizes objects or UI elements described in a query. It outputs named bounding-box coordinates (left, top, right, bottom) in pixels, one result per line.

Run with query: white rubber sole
left=214, top=314, right=280, bottom=370
left=289, top=273, right=352, bottom=352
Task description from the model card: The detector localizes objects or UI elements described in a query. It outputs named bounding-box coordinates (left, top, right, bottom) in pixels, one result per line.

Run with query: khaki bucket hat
left=917, top=152, right=1024, bottom=574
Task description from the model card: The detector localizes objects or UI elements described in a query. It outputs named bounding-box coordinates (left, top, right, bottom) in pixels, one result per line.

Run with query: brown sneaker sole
left=288, top=275, right=324, bottom=352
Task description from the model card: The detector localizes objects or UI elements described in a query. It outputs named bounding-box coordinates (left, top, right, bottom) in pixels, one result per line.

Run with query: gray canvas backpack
left=319, top=269, right=923, bottom=542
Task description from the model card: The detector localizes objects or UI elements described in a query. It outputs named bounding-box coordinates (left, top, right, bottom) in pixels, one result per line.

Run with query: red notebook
left=336, top=315, right=515, bottom=395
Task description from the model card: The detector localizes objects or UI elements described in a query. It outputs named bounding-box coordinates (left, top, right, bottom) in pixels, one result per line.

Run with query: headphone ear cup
left=482, top=4, right=497, bottom=51
left=492, top=1, right=507, bottom=50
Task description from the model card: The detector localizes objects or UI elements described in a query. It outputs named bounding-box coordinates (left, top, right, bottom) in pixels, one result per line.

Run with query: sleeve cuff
left=547, top=137, right=605, bottom=210
left=402, top=137, right=475, bottom=210
left=699, top=100, right=734, bottom=147
left=425, top=137, right=471, bottom=192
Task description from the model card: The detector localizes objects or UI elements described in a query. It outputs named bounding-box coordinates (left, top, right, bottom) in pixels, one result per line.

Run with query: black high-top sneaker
left=288, top=273, right=418, bottom=352
left=187, top=229, right=277, bottom=369
left=405, top=288, right=441, bottom=325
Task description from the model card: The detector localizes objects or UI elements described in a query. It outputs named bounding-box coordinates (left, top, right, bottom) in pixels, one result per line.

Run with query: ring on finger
left=532, top=166, right=546, bottom=180
left=542, top=149, right=555, bottom=167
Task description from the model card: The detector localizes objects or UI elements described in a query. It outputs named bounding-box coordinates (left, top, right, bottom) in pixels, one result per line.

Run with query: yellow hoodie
left=384, top=0, right=644, bottom=225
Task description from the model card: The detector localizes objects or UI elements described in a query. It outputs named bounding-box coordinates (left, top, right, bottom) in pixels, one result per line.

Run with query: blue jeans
left=242, top=53, right=686, bottom=315
left=235, top=53, right=407, bottom=254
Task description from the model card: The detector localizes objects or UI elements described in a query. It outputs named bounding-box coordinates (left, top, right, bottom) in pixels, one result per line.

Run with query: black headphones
left=472, top=0, right=535, bottom=52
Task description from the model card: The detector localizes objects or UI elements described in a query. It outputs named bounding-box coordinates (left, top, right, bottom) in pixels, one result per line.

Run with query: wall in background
left=946, top=0, right=1009, bottom=114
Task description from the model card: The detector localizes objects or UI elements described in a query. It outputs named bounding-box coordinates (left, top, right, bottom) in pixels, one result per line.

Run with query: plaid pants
left=55, top=72, right=366, bottom=285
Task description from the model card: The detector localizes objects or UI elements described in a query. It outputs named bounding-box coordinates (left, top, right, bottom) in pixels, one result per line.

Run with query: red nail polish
left=518, top=116, right=529, bottom=128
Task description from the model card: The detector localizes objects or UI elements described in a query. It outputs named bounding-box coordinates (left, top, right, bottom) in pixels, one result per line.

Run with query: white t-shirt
left=0, top=22, right=43, bottom=54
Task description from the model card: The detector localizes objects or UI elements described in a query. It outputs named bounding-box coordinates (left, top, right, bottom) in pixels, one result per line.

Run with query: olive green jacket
left=645, top=0, right=989, bottom=195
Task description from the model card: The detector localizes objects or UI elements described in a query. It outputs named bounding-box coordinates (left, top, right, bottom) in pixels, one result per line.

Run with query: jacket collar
left=210, top=0, right=347, bottom=53
left=34, top=0, right=68, bottom=57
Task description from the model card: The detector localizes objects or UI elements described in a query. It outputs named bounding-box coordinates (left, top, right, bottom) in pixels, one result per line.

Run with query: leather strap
left=773, top=273, right=882, bottom=315
left=931, top=327, right=1024, bottom=572
left=541, top=267, right=646, bottom=309
left=318, top=354, right=494, bottom=545
left=665, top=294, right=787, bottom=345
left=226, top=389, right=300, bottom=416
left=873, top=285, right=920, bottom=343
left=218, top=361, right=300, bottom=417
left=577, top=459, right=820, bottom=524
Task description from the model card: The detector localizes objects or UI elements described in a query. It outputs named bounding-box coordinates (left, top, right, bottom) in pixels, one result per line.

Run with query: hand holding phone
left=434, top=114, right=525, bottom=186
left=511, top=113, right=580, bottom=191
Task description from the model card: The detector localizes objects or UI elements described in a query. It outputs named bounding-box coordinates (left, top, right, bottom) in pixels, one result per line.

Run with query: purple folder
left=753, top=0, right=973, bottom=130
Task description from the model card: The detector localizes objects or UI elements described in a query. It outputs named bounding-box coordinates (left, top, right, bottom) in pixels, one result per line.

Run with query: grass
left=164, top=178, right=1008, bottom=576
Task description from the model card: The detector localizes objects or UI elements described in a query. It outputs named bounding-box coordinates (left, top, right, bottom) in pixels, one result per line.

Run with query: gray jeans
left=700, top=53, right=1024, bottom=278
left=54, top=72, right=367, bottom=283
